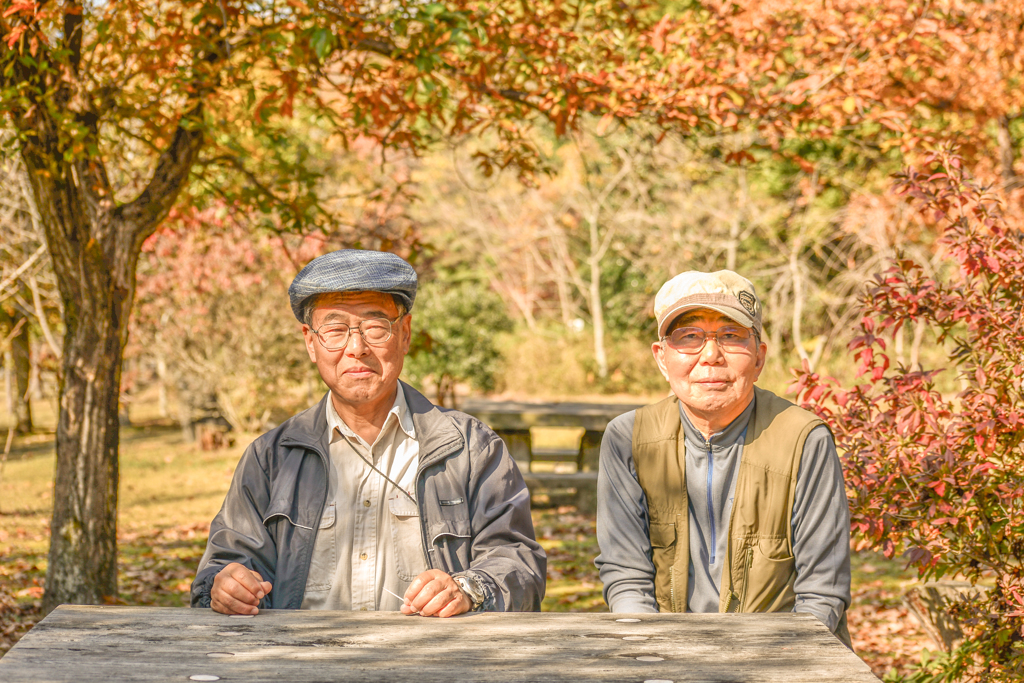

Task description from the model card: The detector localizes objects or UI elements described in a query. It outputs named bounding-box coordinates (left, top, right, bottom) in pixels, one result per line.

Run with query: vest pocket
left=743, top=536, right=796, bottom=612
left=389, top=495, right=428, bottom=581
left=648, top=522, right=677, bottom=612
left=304, top=502, right=337, bottom=592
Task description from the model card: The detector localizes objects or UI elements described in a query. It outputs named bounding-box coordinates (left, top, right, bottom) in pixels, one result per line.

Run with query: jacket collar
left=278, top=392, right=332, bottom=457
left=277, top=381, right=464, bottom=468
left=401, top=381, right=465, bottom=468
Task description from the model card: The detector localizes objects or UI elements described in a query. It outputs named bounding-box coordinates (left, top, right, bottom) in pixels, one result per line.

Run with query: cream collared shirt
left=299, top=385, right=427, bottom=610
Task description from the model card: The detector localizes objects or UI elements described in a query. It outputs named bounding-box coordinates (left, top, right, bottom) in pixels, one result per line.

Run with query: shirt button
left=363, top=500, right=371, bottom=507
left=359, top=552, right=368, bottom=560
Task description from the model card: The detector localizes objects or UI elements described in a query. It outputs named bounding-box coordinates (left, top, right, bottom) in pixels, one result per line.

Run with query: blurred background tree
left=404, top=280, right=512, bottom=408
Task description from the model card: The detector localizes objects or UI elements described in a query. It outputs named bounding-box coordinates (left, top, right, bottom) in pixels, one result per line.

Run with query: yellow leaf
left=842, top=96, right=856, bottom=114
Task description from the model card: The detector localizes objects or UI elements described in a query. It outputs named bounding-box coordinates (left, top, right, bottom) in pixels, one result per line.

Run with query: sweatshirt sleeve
left=791, top=425, right=851, bottom=632
left=595, top=412, right=659, bottom=613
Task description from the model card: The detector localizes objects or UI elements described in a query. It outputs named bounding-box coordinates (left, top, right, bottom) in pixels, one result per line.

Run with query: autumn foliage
left=793, top=151, right=1024, bottom=680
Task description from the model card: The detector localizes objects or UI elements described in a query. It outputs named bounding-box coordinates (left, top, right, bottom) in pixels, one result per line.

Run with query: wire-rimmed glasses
left=663, top=325, right=755, bottom=354
left=309, top=315, right=403, bottom=350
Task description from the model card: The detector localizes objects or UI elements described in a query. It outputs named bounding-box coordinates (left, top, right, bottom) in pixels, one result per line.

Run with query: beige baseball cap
left=655, top=270, right=763, bottom=337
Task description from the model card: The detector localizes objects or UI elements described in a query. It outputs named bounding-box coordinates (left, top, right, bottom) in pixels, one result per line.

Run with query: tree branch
left=116, top=104, right=205, bottom=241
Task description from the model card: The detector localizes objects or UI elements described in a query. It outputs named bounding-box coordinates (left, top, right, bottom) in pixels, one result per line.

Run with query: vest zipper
left=669, top=565, right=676, bottom=612
left=705, top=437, right=716, bottom=566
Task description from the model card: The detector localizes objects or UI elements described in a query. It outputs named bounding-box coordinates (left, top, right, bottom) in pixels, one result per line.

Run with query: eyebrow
left=318, top=310, right=392, bottom=324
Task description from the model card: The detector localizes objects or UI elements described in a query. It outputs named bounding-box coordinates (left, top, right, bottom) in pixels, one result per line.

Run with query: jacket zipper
left=705, top=436, right=716, bottom=566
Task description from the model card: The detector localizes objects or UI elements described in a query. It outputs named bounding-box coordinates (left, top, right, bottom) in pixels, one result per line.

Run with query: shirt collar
left=324, top=384, right=417, bottom=445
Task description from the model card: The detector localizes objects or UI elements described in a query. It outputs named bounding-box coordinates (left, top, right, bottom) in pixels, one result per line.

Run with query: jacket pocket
left=389, top=495, right=428, bottom=581
left=648, top=522, right=677, bottom=612
left=428, top=519, right=472, bottom=575
left=304, top=502, right=337, bottom=592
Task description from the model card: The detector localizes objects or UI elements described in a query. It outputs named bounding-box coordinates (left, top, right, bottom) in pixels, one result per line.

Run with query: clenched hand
left=211, top=563, right=273, bottom=615
left=401, top=569, right=471, bottom=617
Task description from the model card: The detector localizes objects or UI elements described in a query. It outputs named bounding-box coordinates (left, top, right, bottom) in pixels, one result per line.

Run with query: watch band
left=454, top=575, right=485, bottom=611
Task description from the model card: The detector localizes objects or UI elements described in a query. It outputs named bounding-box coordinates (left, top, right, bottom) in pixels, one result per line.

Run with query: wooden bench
left=461, top=399, right=644, bottom=513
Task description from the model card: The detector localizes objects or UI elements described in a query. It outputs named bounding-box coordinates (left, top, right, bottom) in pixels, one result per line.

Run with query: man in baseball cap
left=192, top=249, right=545, bottom=618
left=595, top=270, right=852, bottom=648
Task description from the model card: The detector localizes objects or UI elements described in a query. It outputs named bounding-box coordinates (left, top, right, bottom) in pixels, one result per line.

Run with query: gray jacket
left=191, top=382, right=546, bottom=612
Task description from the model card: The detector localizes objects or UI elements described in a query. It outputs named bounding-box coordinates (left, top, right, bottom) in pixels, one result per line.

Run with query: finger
left=436, top=592, right=470, bottom=618
left=229, top=567, right=268, bottom=599
left=224, top=576, right=263, bottom=604
left=213, top=593, right=260, bottom=615
left=211, top=583, right=260, bottom=615
left=418, top=584, right=464, bottom=617
left=407, top=577, right=447, bottom=614
left=403, top=570, right=439, bottom=601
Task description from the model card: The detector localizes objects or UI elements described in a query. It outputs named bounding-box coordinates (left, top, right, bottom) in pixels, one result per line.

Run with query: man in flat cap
left=192, top=249, right=545, bottom=617
left=595, top=270, right=852, bottom=647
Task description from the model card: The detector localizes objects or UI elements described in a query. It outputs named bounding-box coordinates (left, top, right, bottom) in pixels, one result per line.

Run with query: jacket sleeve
left=461, top=422, right=546, bottom=612
left=791, top=425, right=851, bottom=633
left=191, top=441, right=277, bottom=608
left=594, top=412, right=660, bottom=613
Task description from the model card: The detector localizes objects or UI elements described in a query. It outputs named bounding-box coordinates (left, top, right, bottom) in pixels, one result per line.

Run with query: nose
left=699, top=334, right=725, bottom=363
left=345, top=328, right=370, bottom=357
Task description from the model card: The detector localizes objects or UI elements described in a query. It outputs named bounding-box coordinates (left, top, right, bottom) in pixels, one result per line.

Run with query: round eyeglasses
left=309, top=315, right=403, bottom=350
left=663, top=325, right=755, bottom=354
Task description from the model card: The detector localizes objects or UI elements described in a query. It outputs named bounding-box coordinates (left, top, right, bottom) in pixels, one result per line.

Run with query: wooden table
left=461, top=399, right=645, bottom=512
left=0, top=606, right=879, bottom=682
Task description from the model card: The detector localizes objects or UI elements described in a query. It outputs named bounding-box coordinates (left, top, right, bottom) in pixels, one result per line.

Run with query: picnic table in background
left=0, top=606, right=879, bottom=682
left=460, top=399, right=646, bottom=512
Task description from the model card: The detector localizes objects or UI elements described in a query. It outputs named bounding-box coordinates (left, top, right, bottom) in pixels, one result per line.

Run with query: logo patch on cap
left=738, top=291, right=757, bottom=316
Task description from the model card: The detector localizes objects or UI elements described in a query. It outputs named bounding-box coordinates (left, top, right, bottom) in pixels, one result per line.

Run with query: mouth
left=344, top=366, right=378, bottom=377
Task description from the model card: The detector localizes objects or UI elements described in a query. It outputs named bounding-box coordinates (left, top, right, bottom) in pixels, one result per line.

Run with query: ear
left=399, top=313, right=413, bottom=355
left=651, top=341, right=671, bottom=382
left=302, top=324, right=318, bottom=363
left=752, top=339, right=767, bottom=378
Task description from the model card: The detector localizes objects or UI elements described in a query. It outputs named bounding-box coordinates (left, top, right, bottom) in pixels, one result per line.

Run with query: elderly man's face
left=652, top=309, right=767, bottom=433
left=302, top=291, right=411, bottom=412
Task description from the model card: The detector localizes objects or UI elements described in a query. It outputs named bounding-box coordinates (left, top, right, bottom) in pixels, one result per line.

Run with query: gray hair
left=301, top=292, right=408, bottom=327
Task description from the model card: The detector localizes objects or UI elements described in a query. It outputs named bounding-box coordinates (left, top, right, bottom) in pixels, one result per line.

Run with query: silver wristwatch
left=454, top=574, right=485, bottom=611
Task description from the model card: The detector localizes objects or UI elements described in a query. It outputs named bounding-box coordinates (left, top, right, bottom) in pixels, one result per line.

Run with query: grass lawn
left=0, top=418, right=932, bottom=679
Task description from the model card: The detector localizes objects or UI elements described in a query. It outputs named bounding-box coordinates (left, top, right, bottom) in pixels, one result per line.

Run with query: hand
left=211, top=563, right=273, bottom=615
left=401, top=569, right=472, bottom=618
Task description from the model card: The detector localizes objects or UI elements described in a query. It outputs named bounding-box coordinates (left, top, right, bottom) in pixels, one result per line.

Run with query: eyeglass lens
left=317, top=318, right=393, bottom=349
left=666, top=326, right=752, bottom=353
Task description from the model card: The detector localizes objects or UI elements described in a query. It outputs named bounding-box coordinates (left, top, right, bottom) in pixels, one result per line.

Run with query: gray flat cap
left=288, top=249, right=418, bottom=321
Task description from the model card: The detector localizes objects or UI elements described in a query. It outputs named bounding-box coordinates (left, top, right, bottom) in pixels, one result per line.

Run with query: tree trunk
left=789, top=245, right=810, bottom=368
left=0, top=304, right=33, bottom=434
left=587, top=216, right=608, bottom=379
left=18, top=115, right=203, bottom=613
left=996, top=115, right=1017, bottom=191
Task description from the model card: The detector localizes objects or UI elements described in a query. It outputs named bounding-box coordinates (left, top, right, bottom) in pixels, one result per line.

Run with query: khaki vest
left=632, top=386, right=852, bottom=648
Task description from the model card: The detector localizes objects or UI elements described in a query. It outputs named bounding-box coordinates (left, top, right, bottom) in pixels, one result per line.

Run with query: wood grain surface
left=0, top=606, right=878, bottom=682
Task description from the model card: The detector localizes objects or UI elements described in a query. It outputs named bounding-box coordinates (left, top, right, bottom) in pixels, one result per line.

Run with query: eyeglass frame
left=308, top=313, right=406, bottom=350
left=660, top=324, right=760, bottom=355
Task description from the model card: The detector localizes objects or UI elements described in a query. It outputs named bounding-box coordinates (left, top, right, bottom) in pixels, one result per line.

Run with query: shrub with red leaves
left=792, top=151, right=1024, bottom=682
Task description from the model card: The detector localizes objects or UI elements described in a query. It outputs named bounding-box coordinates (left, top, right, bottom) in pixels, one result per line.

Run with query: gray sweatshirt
left=595, top=394, right=851, bottom=633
